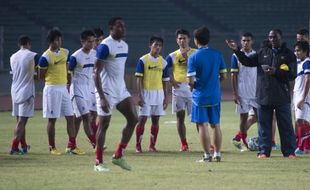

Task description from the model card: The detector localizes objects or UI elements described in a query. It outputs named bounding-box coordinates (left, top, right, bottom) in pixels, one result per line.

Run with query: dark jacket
left=234, top=42, right=297, bottom=105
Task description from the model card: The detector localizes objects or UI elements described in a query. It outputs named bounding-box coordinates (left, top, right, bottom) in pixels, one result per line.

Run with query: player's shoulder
left=60, top=48, right=69, bottom=55
left=71, top=48, right=83, bottom=57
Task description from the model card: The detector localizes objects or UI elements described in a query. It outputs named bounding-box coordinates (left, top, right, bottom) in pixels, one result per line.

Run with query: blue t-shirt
left=187, top=47, right=227, bottom=106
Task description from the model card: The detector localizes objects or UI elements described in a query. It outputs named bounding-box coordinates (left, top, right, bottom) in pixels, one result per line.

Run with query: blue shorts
left=191, top=103, right=221, bottom=124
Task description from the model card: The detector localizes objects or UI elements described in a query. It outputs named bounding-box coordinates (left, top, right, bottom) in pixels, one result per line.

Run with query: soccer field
left=0, top=101, right=309, bottom=190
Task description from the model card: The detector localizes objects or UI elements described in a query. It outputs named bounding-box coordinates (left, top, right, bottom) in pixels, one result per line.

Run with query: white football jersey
left=10, top=48, right=37, bottom=103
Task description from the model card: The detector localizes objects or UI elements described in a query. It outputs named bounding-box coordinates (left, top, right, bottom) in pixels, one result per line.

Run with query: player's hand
left=100, top=97, right=110, bottom=113
left=262, top=65, right=275, bottom=75
left=163, top=98, right=168, bottom=110
left=297, top=99, right=305, bottom=109
left=233, top=94, right=241, bottom=105
left=171, top=79, right=181, bottom=88
left=225, top=39, right=238, bottom=51
left=138, top=96, right=145, bottom=107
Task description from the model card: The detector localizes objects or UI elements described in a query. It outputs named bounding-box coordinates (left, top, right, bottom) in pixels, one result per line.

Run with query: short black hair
left=80, top=29, right=95, bottom=41
left=108, top=17, right=123, bottom=28
left=297, top=28, right=309, bottom=36
left=149, top=35, right=164, bottom=45
left=47, top=28, right=62, bottom=43
left=175, top=29, right=190, bottom=38
left=242, top=32, right=254, bottom=39
left=93, top=28, right=104, bottom=38
left=271, top=28, right=283, bottom=37
left=193, top=26, right=210, bottom=45
left=295, top=41, right=309, bottom=55
left=18, top=35, right=31, bottom=46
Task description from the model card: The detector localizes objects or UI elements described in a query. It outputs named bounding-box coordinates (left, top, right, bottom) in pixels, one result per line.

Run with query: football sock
left=114, top=143, right=127, bottom=158
left=136, top=124, right=145, bottom=146
left=11, top=137, right=19, bottom=150
left=150, top=124, right=159, bottom=147
left=96, top=147, right=103, bottom=165
left=67, top=137, right=76, bottom=149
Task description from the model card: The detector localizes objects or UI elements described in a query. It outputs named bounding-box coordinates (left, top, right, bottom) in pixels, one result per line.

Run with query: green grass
left=0, top=101, right=309, bottom=190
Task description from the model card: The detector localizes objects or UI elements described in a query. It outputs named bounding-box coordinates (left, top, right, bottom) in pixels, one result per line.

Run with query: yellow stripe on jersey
left=45, top=48, right=68, bottom=85
left=230, top=68, right=239, bottom=72
left=220, top=68, right=228, bottom=73
left=172, top=48, right=196, bottom=82
left=142, top=54, right=165, bottom=90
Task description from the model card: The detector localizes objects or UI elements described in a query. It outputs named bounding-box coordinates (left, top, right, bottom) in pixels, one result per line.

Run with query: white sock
left=214, top=152, right=221, bottom=157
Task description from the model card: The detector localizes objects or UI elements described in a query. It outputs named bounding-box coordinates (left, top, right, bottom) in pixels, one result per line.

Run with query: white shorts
left=90, top=92, right=97, bottom=112
left=172, top=95, right=192, bottom=115
left=12, top=96, right=34, bottom=117
left=72, top=96, right=91, bottom=117
left=139, top=104, right=165, bottom=116
left=96, top=90, right=131, bottom=116
left=248, top=108, right=255, bottom=116
left=236, top=99, right=258, bottom=114
left=295, top=102, right=310, bottom=121
left=43, top=85, right=74, bottom=118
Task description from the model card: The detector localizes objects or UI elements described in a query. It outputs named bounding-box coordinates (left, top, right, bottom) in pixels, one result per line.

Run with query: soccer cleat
left=50, top=148, right=62, bottom=155
left=213, top=156, right=221, bottom=162
left=232, top=139, right=243, bottom=151
left=10, top=149, right=24, bottom=155
left=196, top=155, right=212, bottom=163
left=65, top=147, right=86, bottom=155
left=257, top=153, right=267, bottom=159
left=94, top=163, right=109, bottom=172
left=21, top=145, right=31, bottom=154
left=148, top=146, right=158, bottom=152
left=135, top=144, right=142, bottom=153
left=112, top=156, right=132, bottom=171
left=294, top=148, right=305, bottom=155
left=180, top=144, right=189, bottom=152
left=287, top=154, right=297, bottom=159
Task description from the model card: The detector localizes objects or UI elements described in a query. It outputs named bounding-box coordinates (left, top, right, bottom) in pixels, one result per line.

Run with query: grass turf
left=0, top=101, right=309, bottom=190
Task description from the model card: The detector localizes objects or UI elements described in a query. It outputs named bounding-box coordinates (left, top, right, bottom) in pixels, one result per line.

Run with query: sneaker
left=240, top=146, right=248, bottom=152
left=21, top=145, right=31, bottom=154
left=112, top=156, right=132, bottom=171
left=148, top=146, right=158, bottom=152
left=288, top=154, right=297, bottom=159
left=213, top=156, right=221, bottom=162
left=232, top=139, right=243, bottom=151
left=180, top=144, right=189, bottom=152
left=257, top=153, right=267, bottom=159
left=10, top=149, right=24, bottom=155
left=272, top=144, right=281, bottom=150
left=196, top=155, right=212, bottom=163
left=94, top=163, right=109, bottom=172
left=65, top=147, right=86, bottom=155
left=50, top=148, right=62, bottom=155
left=135, top=144, right=142, bottom=153
left=294, top=148, right=304, bottom=155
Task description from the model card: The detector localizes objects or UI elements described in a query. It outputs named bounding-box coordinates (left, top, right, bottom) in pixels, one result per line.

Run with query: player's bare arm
left=163, top=81, right=168, bottom=110
left=298, top=74, right=310, bottom=109
left=93, top=58, right=109, bottom=113
left=231, top=72, right=240, bottom=105
left=136, top=76, right=145, bottom=107
left=187, top=76, right=195, bottom=91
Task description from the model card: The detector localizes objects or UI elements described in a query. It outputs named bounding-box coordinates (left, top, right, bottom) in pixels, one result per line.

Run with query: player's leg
left=197, top=122, right=212, bottom=162
left=135, top=115, right=147, bottom=153
left=274, top=104, right=296, bottom=157
left=10, top=116, right=28, bottom=155
left=112, top=96, right=138, bottom=170
left=176, top=110, right=188, bottom=151
left=47, top=118, right=59, bottom=155
left=81, top=113, right=96, bottom=148
left=149, top=115, right=160, bottom=152
left=209, top=104, right=222, bottom=161
left=94, top=115, right=111, bottom=172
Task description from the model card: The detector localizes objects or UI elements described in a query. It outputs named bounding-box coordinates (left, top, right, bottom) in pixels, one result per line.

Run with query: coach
left=226, top=29, right=297, bottom=158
